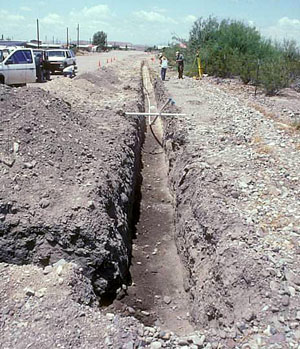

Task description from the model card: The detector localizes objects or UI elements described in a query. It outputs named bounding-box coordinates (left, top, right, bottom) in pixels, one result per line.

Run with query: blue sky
left=1, top=0, right=299, bottom=45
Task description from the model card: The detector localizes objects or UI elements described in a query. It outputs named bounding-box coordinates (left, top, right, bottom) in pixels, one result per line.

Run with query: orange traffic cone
left=98, top=60, right=101, bottom=68
left=110, top=58, right=113, bottom=63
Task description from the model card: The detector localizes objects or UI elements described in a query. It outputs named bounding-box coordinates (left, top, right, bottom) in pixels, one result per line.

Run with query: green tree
left=92, top=31, right=107, bottom=51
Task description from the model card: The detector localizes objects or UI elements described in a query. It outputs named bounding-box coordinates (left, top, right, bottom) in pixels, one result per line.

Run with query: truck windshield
left=48, top=51, right=65, bottom=57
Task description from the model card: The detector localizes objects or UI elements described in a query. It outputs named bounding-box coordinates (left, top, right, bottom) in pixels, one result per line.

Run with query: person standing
left=160, top=56, right=168, bottom=81
left=43, top=51, right=51, bottom=81
left=34, top=53, right=43, bottom=82
left=176, top=51, right=184, bottom=79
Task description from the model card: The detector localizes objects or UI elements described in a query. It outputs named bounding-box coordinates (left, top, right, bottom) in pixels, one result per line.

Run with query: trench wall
left=152, top=77, right=273, bottom=333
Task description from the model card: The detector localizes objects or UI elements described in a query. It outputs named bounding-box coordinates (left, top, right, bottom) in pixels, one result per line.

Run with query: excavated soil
left=153, top=69, right=300, bottom=347
left=0, top=64, right=144, bottom=298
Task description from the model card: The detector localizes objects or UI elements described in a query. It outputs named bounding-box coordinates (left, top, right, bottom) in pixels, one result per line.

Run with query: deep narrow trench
left=110, top=64, right=193, bottom=335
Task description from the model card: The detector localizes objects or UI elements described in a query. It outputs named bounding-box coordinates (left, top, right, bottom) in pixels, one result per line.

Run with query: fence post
left=254, top=59, right=260, bottom=97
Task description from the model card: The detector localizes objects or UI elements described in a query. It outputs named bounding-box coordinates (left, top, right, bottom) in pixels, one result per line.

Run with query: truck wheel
left=0, top=75, right=4, bottom=84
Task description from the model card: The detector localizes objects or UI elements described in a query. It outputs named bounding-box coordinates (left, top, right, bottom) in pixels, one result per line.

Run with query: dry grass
left=251, top=135, right=273, bottom=154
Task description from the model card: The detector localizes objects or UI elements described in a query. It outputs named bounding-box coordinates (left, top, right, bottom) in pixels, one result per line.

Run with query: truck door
left=4, top=49, right=35, bottom=85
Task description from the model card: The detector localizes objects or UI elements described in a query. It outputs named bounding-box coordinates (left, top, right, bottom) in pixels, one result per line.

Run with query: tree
left=92, top=31, right=107, bottom=51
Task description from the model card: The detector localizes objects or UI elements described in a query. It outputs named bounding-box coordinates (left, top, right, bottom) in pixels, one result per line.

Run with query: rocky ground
left=155, top=70, right=300, bottom=348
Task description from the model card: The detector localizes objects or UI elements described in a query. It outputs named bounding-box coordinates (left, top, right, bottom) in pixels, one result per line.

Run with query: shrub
left=163, top=16, right=300, bottom=95
left=259, top=57, right=291, bottom=95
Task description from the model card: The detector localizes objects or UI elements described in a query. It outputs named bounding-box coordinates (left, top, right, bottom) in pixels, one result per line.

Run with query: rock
left=56, top=265, right=64, bottom=276
left=243, top=309, right=256, bottom=322
left=294, top=330, right=300, bottom=340
left=24, top=287, right=35, bottom=296
left=282, top=295, right=290, bottom=307
left=285, top=270, right=300, bottom=286
left=106, top=313, right=115, bottom=321
left=1, top=157, right=15, bottom=167
left=163, top=296, right=172, bottom=305
left=150, top=342, right=162, bottom=349
left=87, top=200, right=95, bottom=209
left=104, top=336, right=113, bottom=346
left=13, top=142, right=19, bottom=153
left=190, top=345, right=198, bottom=349
left=160, top=331, right=171, bottom=340
left=178, top=338, right=189, bottom=346
left=263, top=325, right=273, bottom=336
left=127, top=307, right=135, bottom=315
left=141, top=311, right=150, bottom=316
left=204, top=344, right=212, bottom=349
left=24, top=160, right=37, bottom=169
left=43, top=266, right=52, bottom=275
left=39, top=198, right=50, bottom=209
left=192, top=335, right=205, bottom=346
left=36, top=288, right=47, bottom=298
left=122, top=341, right=134, bottom=349
left=53, top=259, right=67, bottom=268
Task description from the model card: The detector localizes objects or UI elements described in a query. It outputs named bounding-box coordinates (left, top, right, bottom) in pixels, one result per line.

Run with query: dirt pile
left=0, top=62, right=144, bottom=299
left=154, top=74, right=300, bottom=347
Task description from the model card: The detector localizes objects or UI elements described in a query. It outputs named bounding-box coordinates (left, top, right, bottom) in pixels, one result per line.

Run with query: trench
left=0, top=63, right=192, bottom=334
left=109, top=64, right=193, bottom=335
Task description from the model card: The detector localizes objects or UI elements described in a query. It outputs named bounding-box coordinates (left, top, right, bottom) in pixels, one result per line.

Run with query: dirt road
left=75, top=50, right=146, bottom=73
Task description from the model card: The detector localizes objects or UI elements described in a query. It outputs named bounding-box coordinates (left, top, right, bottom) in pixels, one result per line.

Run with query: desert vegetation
left=164, top=16, right=300, bottom=95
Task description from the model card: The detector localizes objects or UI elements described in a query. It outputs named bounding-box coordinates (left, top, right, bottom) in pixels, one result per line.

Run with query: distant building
left=157, top=45, right=170, bottom=50
left=26, top=42, right=61, bottom=49
left=107, top=41, right=133, bottom=50
left=0, top=40, right=27, bottom=47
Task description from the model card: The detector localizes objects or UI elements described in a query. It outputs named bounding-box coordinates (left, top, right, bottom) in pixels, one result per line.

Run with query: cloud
left=41, top=13, right=64, bottom=26
left=262, top=17, right=300, bottom=44
left=151, top=7, right=167, bottom=13
left=20, top=6, right=32, bottom=12
left=183, top=15, right=197, bottom=24
left=278, top=16, right=300, bottom=28
left=81, top=4, right=111, bottom=19
left=70, top=4, right=113, bottom=23
left=0, top=10, right=25, bottom=22
left=133, top=10, right=177, bottom=24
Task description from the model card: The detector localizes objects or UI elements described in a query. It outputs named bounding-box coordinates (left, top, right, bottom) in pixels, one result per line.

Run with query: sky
left=0, top=0, right=299, bottom=46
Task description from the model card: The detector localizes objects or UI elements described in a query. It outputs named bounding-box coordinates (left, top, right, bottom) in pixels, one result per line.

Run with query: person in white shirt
left=160, top=56, right=168, bottom=81
left=63, top=65, right=76, bottom=78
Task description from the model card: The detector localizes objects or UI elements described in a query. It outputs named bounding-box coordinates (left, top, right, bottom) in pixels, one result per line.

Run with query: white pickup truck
left=0, top=48, right=36, bottom=86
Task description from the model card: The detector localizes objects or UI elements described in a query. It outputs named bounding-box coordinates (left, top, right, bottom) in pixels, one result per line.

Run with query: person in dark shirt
left=176, top=51, right=184, bottom=79
left=34, top=53, right=43, bottom=82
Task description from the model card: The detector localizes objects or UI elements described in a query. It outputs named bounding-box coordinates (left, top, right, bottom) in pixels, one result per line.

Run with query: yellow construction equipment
left=190, top=50, right=203, bottom=79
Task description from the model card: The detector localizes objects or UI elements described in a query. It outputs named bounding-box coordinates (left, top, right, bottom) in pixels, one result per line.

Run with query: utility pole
left=37, top=19, right=40, bottom=48
left=77, top=24, right=80, bottom=50
left=67, top=27, right=69, bottom=48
